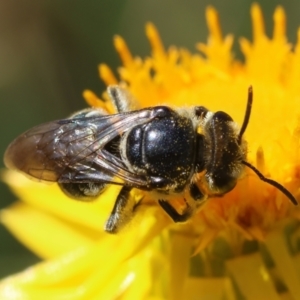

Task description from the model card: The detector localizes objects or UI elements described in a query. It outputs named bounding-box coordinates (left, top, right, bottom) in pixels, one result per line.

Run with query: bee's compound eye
left=213, top=111, right=233, bottom=122
left=59, top=182, right=106, bottom=201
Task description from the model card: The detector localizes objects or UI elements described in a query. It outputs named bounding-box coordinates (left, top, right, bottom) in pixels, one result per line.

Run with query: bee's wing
left=4, top=108, right=155, bottom=188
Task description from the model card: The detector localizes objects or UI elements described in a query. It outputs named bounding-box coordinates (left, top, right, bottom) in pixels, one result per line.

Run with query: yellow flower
left=1, top=3, right=300, bottom=299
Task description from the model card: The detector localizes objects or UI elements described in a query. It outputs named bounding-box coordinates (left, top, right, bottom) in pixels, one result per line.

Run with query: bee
left=4, top=86, right=298, bottom=233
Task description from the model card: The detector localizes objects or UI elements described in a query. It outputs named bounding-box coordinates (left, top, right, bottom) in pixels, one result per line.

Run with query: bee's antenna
left=238, top=86, right=253, bottom=144
left=238, top=86, right=297, bottom=205
left=242, top=160, right=298, bottom=205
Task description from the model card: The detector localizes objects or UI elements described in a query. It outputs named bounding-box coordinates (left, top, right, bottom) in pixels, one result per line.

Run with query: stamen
left=82, top=90, right=106, bottom=109
left=83, top=89, right=115, bottom=113
left=251, top=3, right=265, bottom=41
left=98, top=64, right=118, bottom=85
left=114, top=35, right=133, bottom=66
left=206, top=6, right=222, bottom=42
left=273, top=6, right=286, bottom=40
left=239, top=37, right=251, bottom=57
left=297, top=28, right=300, bottom=50
left=146, top=23, right=165, bottom=56
left=256, top=147, right=265, bottom=174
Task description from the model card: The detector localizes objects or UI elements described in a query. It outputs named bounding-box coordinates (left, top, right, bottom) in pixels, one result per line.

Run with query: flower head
left=2, top=4, right=300, bottom=300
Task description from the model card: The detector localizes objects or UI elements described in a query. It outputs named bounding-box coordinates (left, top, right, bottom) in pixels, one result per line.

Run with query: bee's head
left=199, top=109, right=247, bottom=196
left=198, top=86, right=297, bottom=205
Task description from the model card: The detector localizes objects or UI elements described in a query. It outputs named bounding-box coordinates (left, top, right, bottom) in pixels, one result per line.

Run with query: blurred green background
left=0, top=0, right=299, bottom=278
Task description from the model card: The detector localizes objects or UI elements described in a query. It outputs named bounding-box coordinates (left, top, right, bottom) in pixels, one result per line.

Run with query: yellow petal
left=1, top=202, right=94, bottom=259
left=2, top=170, right=119, bottom=232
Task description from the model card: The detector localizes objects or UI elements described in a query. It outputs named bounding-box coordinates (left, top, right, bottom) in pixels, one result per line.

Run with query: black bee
left=4, top=86, right=298, bottom=233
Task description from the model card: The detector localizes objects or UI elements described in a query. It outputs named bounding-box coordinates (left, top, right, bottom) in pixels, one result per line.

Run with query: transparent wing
left=4, top=108, right=156, bottom=188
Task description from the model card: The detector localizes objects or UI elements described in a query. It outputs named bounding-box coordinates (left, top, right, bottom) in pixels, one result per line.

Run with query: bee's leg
left=107, top=85, right=139, bottom=113
left=158, top=199, right=192, bottom=223
left=104, top=186, right=136, bottom=233
left=158, top=183, right=206, bottom=223
left=187, top=182, right=207, bottom=213
left=189, top=183, right=205, bottom=201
